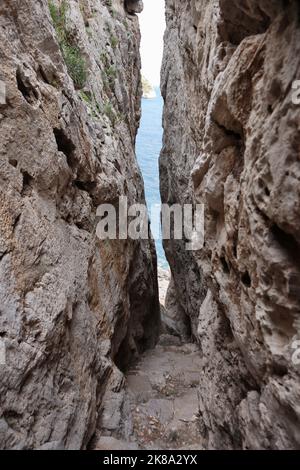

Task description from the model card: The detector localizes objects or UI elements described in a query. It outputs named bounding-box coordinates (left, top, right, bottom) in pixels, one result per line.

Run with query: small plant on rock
left=104, top=101, right=116, bottom=125
left=110, top=35, right=118, bottom=49
left=48, top=0, right=87, bottom=89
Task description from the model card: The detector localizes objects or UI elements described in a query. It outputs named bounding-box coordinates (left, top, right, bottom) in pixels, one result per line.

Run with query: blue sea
left=136, top=88, right=168, bottom=269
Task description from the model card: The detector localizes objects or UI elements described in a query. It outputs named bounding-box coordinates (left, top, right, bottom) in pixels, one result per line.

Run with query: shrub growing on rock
left=49, top=0, right=87, bottom=89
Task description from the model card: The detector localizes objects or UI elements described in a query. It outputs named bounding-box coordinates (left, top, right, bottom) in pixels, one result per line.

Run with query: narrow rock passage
left=95, top=269, right=204, bottom=451
left=122, top=336, right=203, bottom=450
left=92, top=268, right=204, bottom=450
left=95, top=336, right=203, bottom=450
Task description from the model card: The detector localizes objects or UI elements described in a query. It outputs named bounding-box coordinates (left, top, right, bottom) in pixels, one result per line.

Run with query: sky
left=138, top=0, right=166, bottom=86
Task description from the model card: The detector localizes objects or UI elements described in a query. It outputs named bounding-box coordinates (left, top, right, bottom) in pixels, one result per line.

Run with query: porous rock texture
left=0, top=0, right=160, bottom=449
left=161, top=0, right=300, bottom=449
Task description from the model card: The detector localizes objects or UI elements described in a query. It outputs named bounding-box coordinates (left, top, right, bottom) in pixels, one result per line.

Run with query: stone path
left=94, top=268, right=204, bottom=450
left=95, top=334, right=204, bottom=450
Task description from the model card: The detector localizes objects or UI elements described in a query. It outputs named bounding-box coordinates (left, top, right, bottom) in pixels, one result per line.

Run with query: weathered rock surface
left=161, top=0, right=300, bottom=449
left=0, top=0, right=159, bottom=449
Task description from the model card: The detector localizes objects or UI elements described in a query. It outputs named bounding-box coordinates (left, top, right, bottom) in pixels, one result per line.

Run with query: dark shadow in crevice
left=220, top=256, right=230, bottom=274
left=21, top=170, right=33, bottom=196
left=53, top=128, right=77, bottom=169
left=270, top=223, right=300, bottom=264
left=241, top=271, right=251, bottom=288
left=73, top=180, right=97, bottom=193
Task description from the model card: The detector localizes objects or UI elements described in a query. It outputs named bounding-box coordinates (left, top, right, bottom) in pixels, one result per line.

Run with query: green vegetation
left=49, top=0, right=87, bottom=89
left=102, top=64, right=117, bottom=92
left=105, top=0, right=116, bottom=17
left=49, top=0, right=68, bottom=35
left=104, top=102, right=115, bottom=123
left=106, top=66, right=117, bottom=81
left=61, top=44, right=87, bottom=88
left=79, top=90, right=122, bottom=126
left=79, top=90, right=93, bottom=106
left=103, top=101, right=124, bottom=127
left=100, top=52, right=108, bottom=65
left=110, top=35, right=118, bottom=49
left=79, top=90, right=101, bottom=118
left=93, top=92, right=102, bottom=115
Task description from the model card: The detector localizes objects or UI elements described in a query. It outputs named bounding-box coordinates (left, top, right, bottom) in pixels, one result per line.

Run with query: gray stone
left=160, top=0, right=300, bottom=450
left=37, top=441, right=65, bottom=450
left=95, top=436, right=139, bottom=450
left=0, top=0, right=159, bottom=450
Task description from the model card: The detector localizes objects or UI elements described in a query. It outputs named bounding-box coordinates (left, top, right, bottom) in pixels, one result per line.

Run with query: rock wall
left=161, top=0, right=300, bottom=449
left=0, top=0, right=159, bottom=449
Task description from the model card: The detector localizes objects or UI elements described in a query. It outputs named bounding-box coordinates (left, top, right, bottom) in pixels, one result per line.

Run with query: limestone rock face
left=161, top=0, right=300, bottom=449
left=0, top=0, right=159, bottom=449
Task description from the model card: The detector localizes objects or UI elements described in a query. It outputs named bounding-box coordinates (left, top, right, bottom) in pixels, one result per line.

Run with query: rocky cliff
left=161, top=0, right=300, bottom=449
left=0, top=0, right=159, bottom=449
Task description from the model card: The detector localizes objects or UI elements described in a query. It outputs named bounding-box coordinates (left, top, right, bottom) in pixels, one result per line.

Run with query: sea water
left=136, top=88, right=168, bottom=269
